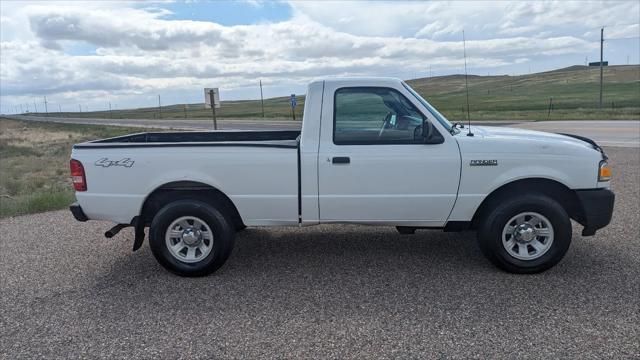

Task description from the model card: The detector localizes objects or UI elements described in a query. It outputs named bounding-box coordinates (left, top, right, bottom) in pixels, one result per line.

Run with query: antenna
left=462, top=30, right=473, bottom=136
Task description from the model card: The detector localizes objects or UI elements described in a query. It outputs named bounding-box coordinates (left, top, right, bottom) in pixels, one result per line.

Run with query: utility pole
left=34, top=100, right=37, bottom=113
left=429, top=64, right=432, bottom=78
left=599, top=27, right=604, bottom=108
left=79, top=104, right=82, bottom=112
left=44, top=96, right=48, bottom=117
left=20, top=104, right=23, bottom=113
left=109, top=102, right=113, bottom=118
left=259, top=80, right=265, bottom=118
left=58, top=104, right=61, bottom=113
left=183, top=104, right=187, bottom=119
left=26, top=103, right=29, bottom=112
left=158, top=95, right=162, bottom=119
left=209, top=90, right=218, bottom=130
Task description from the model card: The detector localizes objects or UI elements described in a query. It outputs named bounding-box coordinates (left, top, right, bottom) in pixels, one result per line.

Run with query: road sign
left=204, top=88, right=220, bottom=108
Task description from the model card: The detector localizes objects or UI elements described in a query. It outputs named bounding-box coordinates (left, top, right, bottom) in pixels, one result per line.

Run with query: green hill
left=407, top=65, right=639, bottom=120
left=26, top=65, right=640, bottom=121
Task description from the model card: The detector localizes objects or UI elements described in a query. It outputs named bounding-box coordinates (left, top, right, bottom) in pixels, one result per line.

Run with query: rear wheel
left=477, top=194, right=572, bottom=273
left=149, top=200, right=235, bottom=277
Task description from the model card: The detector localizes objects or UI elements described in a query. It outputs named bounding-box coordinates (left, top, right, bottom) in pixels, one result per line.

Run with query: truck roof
left=310, top=77, right=404, bottom=87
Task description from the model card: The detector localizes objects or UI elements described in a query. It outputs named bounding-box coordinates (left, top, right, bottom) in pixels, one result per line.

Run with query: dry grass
left=0, top=118, right=151, bottom=217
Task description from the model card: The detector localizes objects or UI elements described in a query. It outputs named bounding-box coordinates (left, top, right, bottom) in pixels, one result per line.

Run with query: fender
left=138, top=172, right=231, bottom=218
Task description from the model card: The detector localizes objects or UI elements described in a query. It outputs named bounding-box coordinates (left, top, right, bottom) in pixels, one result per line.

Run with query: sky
left=1, top=0, right=638, bottom=113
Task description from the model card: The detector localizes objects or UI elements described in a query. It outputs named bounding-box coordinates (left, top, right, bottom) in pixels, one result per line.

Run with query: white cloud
left=605, top=23, right=640, bottom=39
left=291, top=1, right=639, bottom=40
left=0, top=0, right=638, bottom=111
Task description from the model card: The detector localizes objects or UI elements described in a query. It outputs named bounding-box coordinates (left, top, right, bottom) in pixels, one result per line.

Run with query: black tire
left=477, top=193, right=572, bottom=274
left=149, top=200, right=235, bottom=277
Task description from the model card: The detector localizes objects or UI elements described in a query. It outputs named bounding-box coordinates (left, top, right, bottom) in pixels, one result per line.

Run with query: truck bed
left=73, top=130, right=301, bottom=149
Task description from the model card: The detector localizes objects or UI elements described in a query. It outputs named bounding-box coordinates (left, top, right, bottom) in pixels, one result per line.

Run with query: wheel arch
left=470, top=177, right=583, bottom=229
left=139, top=181, right=244, bottom=229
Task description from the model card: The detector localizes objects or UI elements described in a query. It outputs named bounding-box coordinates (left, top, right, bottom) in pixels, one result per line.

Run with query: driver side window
left=333, top=87, right=426, bottom=145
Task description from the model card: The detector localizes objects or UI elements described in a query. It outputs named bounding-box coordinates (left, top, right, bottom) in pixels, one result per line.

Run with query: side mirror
left=414, top=120, right=444, bottom=144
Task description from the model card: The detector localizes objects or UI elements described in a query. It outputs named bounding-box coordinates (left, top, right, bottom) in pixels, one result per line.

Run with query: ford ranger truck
left=69, top=78, right=615, bottom=276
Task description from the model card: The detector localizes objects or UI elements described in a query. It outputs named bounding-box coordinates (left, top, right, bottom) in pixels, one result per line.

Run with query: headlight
left=598, top=160, right=612, bottom=182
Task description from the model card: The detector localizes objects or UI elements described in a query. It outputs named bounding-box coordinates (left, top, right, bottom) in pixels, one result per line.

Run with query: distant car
left=69, top=78, right=614, bottom=276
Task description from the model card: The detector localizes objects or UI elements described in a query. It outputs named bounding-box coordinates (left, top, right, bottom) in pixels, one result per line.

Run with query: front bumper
left=69, top=202, right=88, bottom=222
left=575, top=189, right=615, bottom=236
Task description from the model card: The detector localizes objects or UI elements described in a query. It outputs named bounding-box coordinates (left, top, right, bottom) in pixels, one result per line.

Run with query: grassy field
left=408, top=65, right=640, bottom=120
left=21, top=65, right=640, bottom=121
left=0, top=118, right=149, bottom=218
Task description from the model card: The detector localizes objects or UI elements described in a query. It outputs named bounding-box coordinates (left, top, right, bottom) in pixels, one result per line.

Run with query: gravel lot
left=1, top=146, right=638, bottom=359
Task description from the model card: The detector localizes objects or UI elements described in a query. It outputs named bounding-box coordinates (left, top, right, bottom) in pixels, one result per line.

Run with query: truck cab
left=70, top=77, right=615, bottom=276
left=300, top=78, right=460, bottom=227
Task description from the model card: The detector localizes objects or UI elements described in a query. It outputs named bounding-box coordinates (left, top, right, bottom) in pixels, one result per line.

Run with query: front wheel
left=477, top=194, right=572, bottom=274
left=149, top=200, right=235, bottom=277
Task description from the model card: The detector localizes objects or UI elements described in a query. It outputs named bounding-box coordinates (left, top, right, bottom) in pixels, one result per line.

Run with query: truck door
left=317, top=83, right=461, bottom=226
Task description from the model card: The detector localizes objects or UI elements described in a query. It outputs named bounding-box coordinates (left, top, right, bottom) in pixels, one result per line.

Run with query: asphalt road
left=6, top=115, right=640, bottom=147
left=517, top=120, right=640, bottom=148
left=6, top=115, right=302, bottom=131
left=1, top=146, right=638, bottom=358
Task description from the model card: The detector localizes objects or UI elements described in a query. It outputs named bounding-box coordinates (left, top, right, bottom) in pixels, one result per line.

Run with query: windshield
left=401, top=82, right=454, bottom=132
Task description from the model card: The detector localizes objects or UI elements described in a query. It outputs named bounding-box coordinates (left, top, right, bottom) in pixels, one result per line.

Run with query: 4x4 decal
left=95, top=158, right=135, bottom=168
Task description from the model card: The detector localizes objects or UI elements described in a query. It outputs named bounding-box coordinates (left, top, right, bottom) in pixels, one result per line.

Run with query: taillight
left=70, top=159, right=87, bottom=191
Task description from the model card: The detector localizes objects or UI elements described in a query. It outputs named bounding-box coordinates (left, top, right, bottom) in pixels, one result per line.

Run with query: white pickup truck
left=69, top=78, right=614, bottom=276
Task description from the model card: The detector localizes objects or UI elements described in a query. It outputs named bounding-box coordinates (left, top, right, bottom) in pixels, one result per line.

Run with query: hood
left=455, top=125, right=604, bottom=158
left=471, top=126, right=597, bottom=150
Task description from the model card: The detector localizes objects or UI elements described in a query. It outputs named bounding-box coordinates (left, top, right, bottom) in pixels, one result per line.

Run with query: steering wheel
left=378, top=112, right=393, bottom=139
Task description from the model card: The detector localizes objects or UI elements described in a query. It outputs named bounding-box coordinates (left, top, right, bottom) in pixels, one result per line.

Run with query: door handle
left=332, top=156, right=350, bottom=164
